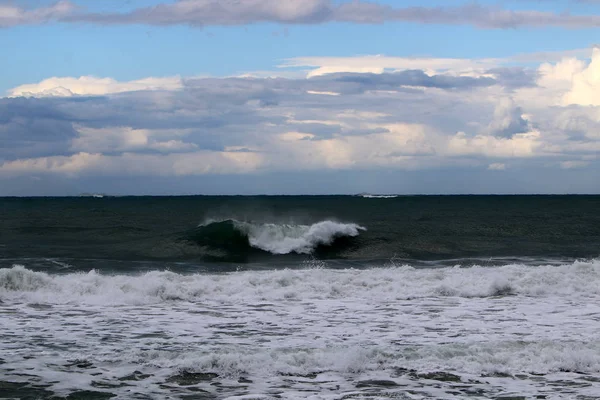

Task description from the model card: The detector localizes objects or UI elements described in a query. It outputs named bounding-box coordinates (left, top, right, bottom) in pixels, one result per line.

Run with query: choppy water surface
left=1, top=195, right=600, bottom=399
left=1, top=195, right=599, bottom=262
left=3, top=260, right=600, bottom=399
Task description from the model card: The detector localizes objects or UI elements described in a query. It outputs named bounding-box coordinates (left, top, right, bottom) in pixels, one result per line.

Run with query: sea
left=1, top=195, right=600, bottom=400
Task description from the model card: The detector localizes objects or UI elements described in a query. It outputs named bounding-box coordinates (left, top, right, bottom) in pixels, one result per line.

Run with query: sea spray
left=242, top=220, right=365, bottom=254
left=194, top=219, right=366, bottom=255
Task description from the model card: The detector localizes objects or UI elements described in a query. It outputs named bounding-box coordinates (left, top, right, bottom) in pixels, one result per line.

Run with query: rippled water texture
left=2, top=195, right=599, bottom=398
left=2, top=261, right=600, bottom=399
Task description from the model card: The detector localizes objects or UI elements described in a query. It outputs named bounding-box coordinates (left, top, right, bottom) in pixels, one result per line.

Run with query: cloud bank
left=0, top=0, right=73, bottom=28
left=1, top=48, right=599, bottom=195
left=3, top=0, right=600, bottom=29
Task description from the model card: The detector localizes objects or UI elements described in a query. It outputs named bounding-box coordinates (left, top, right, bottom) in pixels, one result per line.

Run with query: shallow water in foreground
left=2, top=260, right=600, bottom=399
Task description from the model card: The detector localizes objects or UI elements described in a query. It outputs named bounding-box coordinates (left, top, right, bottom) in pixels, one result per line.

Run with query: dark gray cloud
left=491, top=105, right=531, bottom=138
left=67, top=1, right=600, bottom=29
left=486, top=67, right=539, bottom=89
left=333, top=2, right=600, bottom=28
left=0, top=98, right=78, bottom=159
left=4, top=0, right=600, bottom=30
left=315, top=70, right=497, bottom=93
left=0, top=0, right=74, bottom=28
left=73, top=0, right=334, bottom=26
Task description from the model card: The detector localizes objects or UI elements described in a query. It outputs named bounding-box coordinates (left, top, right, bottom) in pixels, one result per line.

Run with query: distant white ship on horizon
left=79, top=193, right=106, bottom=198
left=357, top=193, right=399, bottom=199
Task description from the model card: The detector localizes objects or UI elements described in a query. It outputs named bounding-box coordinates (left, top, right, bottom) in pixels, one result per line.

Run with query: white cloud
left=0, top=152, right=103, bottom=176
left=71, top=126, right=196, bottom=153
left=278, top=132, right=315, bottom=142
left=306, top=90, right=340, bottom=96
left=269, top=123, right=436, bottom=170
left=563, top=47, right=600, bottom=106
left=281, top=55, right=498, bottom=78
left=8, top=76, right=183, bottom=97
left=488, top=163, right=507, bottom=170
left=0, top=150, right=263, bottom=177
left=446, top=131, right=541, bottom=158
left=550, top=107, right=600, bottom=141
left=171, top=151, right=264, bottom=175
left=521, top=47, right=600, bottom=107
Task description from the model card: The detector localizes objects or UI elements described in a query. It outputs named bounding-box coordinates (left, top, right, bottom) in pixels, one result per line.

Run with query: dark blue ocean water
left=1, top=195, right=599, bottom=270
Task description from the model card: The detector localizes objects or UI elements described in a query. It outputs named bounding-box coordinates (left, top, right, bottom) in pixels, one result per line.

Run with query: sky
left=1, top=0, right=600, bottom=195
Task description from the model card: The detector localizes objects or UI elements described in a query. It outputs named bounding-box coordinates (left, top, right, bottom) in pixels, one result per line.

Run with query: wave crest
left=192, top=219, right=366, bottom=255
left=241, top=220, right=365, bottom=254
left=3, top=259, right=600, bottom=305
left=0, top=265, right=52, bottom=291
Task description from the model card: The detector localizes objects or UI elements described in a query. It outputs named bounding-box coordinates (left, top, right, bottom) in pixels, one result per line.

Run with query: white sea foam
left=200, top=219, right=366, bottom=254
left=2, top=259, right=600, bottom=305
left=2, top=260, right=600, bottom=399
left=241, top=220, right=365, bottom=254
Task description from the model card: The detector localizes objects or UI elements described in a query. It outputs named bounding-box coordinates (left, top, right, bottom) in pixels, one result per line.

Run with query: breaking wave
left=2, top=259, right=600, bottom=305
left=186, top=219, right=365, bottom=255
left=4, top=259, right=600, bottom=399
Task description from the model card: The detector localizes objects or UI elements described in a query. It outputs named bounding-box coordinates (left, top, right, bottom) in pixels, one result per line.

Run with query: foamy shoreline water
left=2, top=260, right=600, bottom=399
